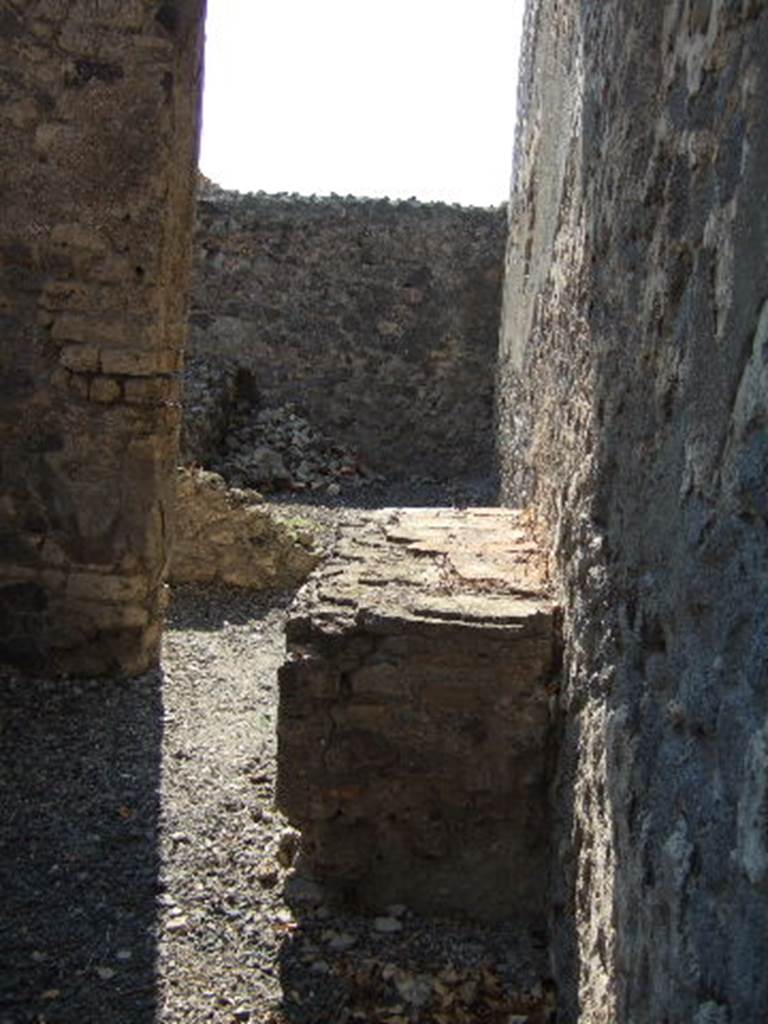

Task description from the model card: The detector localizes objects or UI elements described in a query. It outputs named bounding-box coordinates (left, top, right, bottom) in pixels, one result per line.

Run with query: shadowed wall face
left=499, top=1, right=768, bottom=1021
left=0, top=1, right=206, bottom=674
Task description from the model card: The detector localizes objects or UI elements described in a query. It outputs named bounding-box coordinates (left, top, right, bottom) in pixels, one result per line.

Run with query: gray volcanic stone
left=189, top=186, right=506, bottom=482
left=500, top=1, right=768, bottom=1019
left=276, top=508, right=556, bottom=924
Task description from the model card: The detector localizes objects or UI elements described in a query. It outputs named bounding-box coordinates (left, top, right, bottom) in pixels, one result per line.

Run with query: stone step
left=276, top=507, right=557, bottom=923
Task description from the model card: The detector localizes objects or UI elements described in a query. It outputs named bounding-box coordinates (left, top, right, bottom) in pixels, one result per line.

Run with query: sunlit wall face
left=199, top=0, right=525, bottom=206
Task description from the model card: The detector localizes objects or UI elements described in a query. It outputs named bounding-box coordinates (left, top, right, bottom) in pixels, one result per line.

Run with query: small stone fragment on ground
left=276, top=827, right=301, bottom=867
left=283, top=874, right=326, bottom=906
left=326, top=931, right=358, bottom=952
left=374, top=916, right=404, bottom=934
left=258, top=862, right=280, bottom=888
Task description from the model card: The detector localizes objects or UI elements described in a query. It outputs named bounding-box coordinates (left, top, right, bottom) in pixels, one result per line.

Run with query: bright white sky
left=199, top=0, right=524, bottom=207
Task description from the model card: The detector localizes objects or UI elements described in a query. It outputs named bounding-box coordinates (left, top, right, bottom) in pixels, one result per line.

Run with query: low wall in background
left=187, top=183, right=507, bottom=481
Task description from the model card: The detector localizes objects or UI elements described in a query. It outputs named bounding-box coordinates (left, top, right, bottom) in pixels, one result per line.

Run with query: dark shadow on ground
left=0, top=668, right=164, bottom=1024
left=274, top=880, right=554, bottom=1024
left=166, top=583, right=295, bottom=631
left=266, top=473, right=499, bottom=511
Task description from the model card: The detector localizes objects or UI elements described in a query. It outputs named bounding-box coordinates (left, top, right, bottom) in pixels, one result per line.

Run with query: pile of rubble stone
left=209, top=402, right=377, bottom=495
left=170, top=467, right=320, bottom=589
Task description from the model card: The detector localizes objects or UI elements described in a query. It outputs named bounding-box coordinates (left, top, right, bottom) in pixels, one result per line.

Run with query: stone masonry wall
left=499, top=1, right=768, bottom=1021
left=0, top=1, right=205, bottom=675
left=278, top=508, right=555, bottom=924
left=188, top=185, right=507, bottom=481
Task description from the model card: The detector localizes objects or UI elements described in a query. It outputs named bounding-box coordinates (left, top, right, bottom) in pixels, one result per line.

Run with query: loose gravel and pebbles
left=0, top=489, right=552, bottom=1024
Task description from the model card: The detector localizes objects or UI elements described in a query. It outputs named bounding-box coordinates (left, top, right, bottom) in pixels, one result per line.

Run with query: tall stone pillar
left=0, top=1, right=206, bottom=674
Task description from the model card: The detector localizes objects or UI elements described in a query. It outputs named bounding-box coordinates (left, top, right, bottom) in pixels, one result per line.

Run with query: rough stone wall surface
left=189, top=186, right=507, bottom=480
left=499, top=1, right=768, bottom=1021
left=277, top=508, right=556, bottom=923
left=0, top=1, right=205, bottom=674
left=170, top=468, right=319, bottom=590
left=179, top=355, right=237, bottom=465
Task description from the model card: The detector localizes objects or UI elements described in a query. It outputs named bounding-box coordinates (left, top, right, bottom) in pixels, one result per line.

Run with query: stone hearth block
left=277, top=508, right=556, bottom=923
